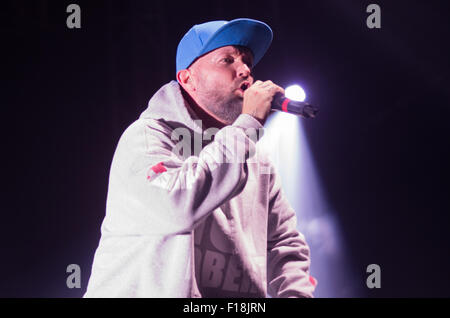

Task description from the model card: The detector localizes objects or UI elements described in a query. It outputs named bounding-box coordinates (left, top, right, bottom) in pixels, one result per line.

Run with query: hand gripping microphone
left=271, top=92, right=319, bottom=119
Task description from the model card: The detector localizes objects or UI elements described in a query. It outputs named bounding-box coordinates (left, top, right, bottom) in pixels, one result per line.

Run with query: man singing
left=85, top=18, right=316, bottom=298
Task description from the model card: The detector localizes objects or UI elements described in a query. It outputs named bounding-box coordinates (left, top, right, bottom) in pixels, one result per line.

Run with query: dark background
left=2, top=0, right=449, bottom=297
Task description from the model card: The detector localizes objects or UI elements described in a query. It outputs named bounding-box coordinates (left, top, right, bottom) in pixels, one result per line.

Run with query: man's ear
left=177, top=69, right=196, bottom=92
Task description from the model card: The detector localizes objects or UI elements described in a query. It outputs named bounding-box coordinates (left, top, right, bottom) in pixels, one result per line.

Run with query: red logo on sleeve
left=309, top=275, right=318, bottom=287
left=147, top=162, right=167, bottom=180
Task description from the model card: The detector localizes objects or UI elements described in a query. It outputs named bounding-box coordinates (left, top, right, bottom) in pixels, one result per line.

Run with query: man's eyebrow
left=212, top=49, right=254, bottom=68
left=217, top=49, right=240, bottom=56
left=219, top=50, right=253, bottom=63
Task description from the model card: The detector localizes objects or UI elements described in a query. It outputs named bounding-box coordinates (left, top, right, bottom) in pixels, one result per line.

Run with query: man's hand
left=242, top=80, right=285, bottom=125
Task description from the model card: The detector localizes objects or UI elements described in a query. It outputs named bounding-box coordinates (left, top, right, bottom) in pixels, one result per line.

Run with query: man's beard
left=207, top=96, right=243, bottom=125
left=197, top=88, right=243, bottom=125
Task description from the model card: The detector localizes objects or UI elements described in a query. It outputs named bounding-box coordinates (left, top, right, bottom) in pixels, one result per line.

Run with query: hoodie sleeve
left=106, top=114, right=264, bottom=236
left=266, top=163, right=316, bottom=298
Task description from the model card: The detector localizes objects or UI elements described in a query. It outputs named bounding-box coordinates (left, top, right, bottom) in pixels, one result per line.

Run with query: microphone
left=271, top=92, right=318, bottom=118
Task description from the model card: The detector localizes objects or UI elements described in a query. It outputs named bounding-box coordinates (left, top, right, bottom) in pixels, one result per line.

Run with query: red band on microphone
left=281, top=98, right=290, bottom=112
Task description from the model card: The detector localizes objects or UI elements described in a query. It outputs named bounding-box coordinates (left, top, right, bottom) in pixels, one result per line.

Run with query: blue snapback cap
left=176, top=18, right=273, bottom=76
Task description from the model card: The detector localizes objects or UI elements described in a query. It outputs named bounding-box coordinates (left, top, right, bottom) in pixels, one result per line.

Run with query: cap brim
left=198, top=18, right=273, bottom=68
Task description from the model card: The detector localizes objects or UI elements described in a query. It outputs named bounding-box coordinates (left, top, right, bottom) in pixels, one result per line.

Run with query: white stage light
left=285, top=84, right=306, bottom=102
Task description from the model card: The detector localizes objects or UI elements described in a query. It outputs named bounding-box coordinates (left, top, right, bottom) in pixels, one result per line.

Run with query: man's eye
left=222, top=58, right=233, bottom=63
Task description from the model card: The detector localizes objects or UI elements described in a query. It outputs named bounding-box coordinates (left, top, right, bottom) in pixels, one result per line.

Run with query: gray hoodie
left=84, top=81, right=315, bottom=297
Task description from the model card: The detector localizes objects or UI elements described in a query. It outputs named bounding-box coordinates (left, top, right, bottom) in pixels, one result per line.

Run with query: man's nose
left=237, top=62, right=252, bottom=78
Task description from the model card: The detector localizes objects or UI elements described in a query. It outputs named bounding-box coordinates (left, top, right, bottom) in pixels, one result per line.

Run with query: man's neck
left=180, top=87, right=227, bottom=130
